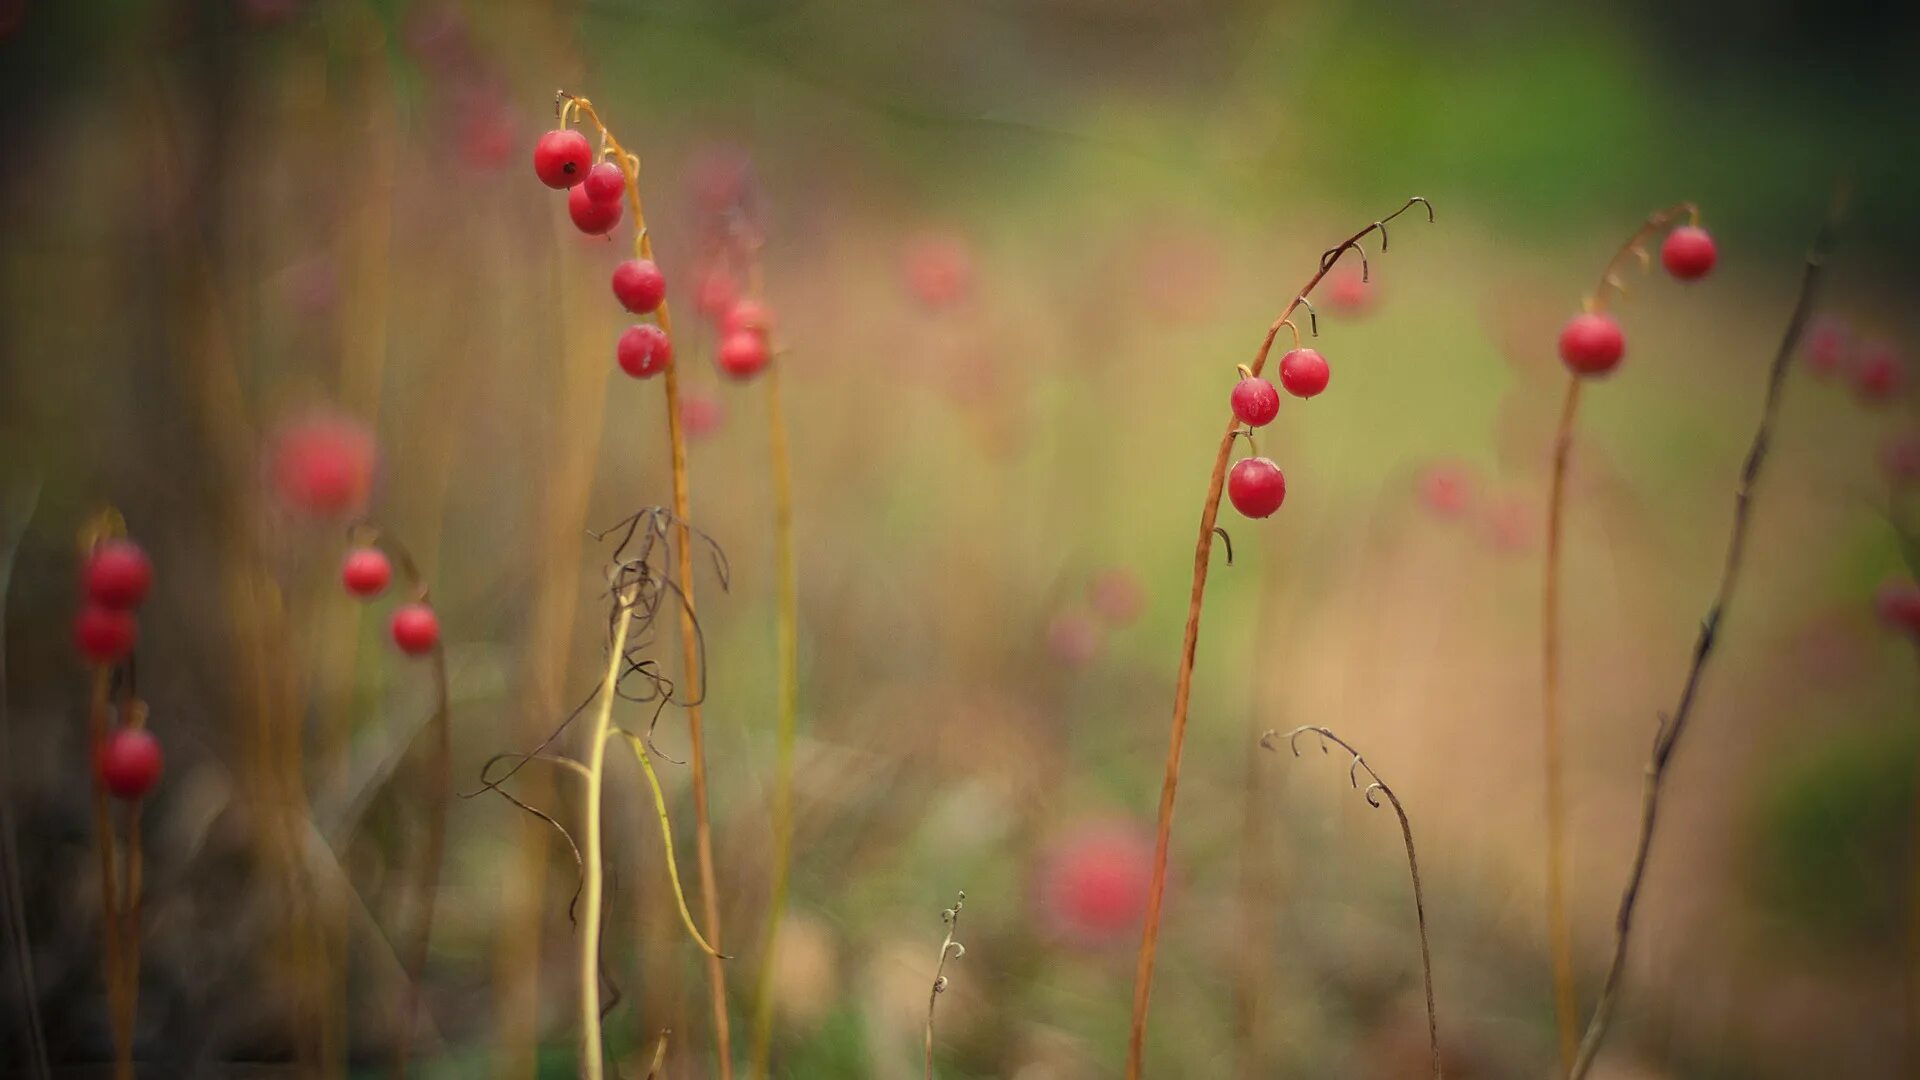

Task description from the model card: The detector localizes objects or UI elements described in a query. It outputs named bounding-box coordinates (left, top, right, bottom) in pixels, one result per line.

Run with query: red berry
left=721, top=299, right=773, bottom=338
left=1660, top=225, right=1717, bottom=281
left=1227, top=457, right=1287, bottom=518
left=390, top=602, right=440, bottom=655
left=1803, top=318, right=1850, bottom=377
left=1325, top=268, right=1373, bottom=315
left=902, top=230, right=974, bottom=310
left=694, top=267, right=739, bottom=322
left=567, top=183, right=622, bottom=236
left=532, top=128, right=593, bottom=189
left=84, top=540, right=152, bottom=610
left=1230, top=376, right=1280, bottom=426
left=1877, top=579, right=1920, bottom=637
left=74, top=606, right=137, bottom=664
left=269, top=413, right=376, bottom=518
left=717, top=330, right=771, bottom=380
left=617, top=324, right=673, bottom=379
left=611, top=259, right=667, bottom=314
left=679, top=388, right=726, bottom=441
left=1036, top=820, right=1153, bottom=947
left=1853, top=344, right=1905, bottom=405
left=96, top=728, right=163, bottom=800
left=1277, top=348, right=1331, bottom=399
left=341, top=547, right=393, bottom=598
left=1419, top=461, right=1475, bottom=519
left=583, top=161, right=626, bottom=204
left=1558, top=312, right=1626, bottom=377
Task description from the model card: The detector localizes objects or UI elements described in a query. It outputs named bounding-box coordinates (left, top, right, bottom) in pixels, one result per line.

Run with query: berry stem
left=1542, top=200, right=1699, bottom=1071
left=1566, top=196, right=1840, bottom=1080
left=559, top=92, right=733, bottom=1078
left=578, top=583, right=636, bottom=1080
left=1125, top=198, right=1431, bottom=1079
left=88, top=662, right=131, bottom=1080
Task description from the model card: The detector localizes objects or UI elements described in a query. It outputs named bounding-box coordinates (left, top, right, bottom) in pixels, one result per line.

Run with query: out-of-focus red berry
left=695, top=267, right=740, bottom=323
left=341, top=547, right=393, bottom=598
left=1558, top=312, right=1626, bottom=377
left=1278, top=348, right=1331, bottom=399
left=96, top=728, right=163, bottom=800
left=1230, top=376, right=1281, bottom=427
left=1803, top=318, right=1850, bottom=377
left=1880, top=431, right=1920, bottom=486
left=686, top=142, right=753, bottom=215
left=533, top=129, right=592, bottom=189
left=1419, top=462, right=1475, bottom=519
left=679, top=388, right=726, bottom=441
left=390, top=603, right=440, bottom=655
left=1852, top=344, right=1905, bottom=405
left=1660, top=226, right=1717, bottom=281
left=84, top=540, right=152, bottom=610
left=74, top=606, right=137, bottom=664
left=1087, top=567, right=1144, bottom=626
left=1045, top=612, right=1100, bottom=668
left=1876, top=578, right=1920, bottom=638
left=1325, top=268, right=1373, bottom=315
left=269, top=413, right=376, bottom=519
left=612, top=259, right=667, bottom=314
left=1228, top=457, right=1287, bottom=518
left=717, top=330, right=771, bottom=380
left=1035, top=820, right=1154, bottom=947
left=721, top=299, right=772, bottom=338
left=902, top=230, right=974, bottom=310
left=617, top=324, right=673, bottom=379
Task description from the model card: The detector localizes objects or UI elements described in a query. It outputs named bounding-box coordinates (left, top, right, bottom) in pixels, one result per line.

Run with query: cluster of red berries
left=340, top=546, right=440, bottom=656
left=1556, top=224, right=1717, bottom=378
left=1224, top=347, right=1333, bottom=518
left=535, top=128, right=629, bottom=236
left=76, top=539, right=164, bottom=800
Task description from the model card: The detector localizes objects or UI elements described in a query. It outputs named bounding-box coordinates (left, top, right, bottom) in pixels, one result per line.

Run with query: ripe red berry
left=583, top=161, right=626, bottom=204
left=1227, top=457, right=1287, bottom=518
left=1660, top=225, right=1717, bottom=281
left=341, top=547, right=393, bottom=598
left=617, top=324, right=673, bottom=379
left=567, top=183, right=622, bottom=236
left=96, top=728, right=163, bottom=800
left=1278, top=348, right=1331, bottom=399
left=1853, top=344, right=1905, bottom=405
left=84, top=540, right=152, bottom=610
left=533, top=128, right=593, bottom=189
left=717, top=330, right=771, bottom=380
left=1325, top=268, right=1373, bottom=315
left=901, top=230, right=974, bottom=310
left=611, top=259, right=666, bottom=314
left=721, top=299, right=772, bottom=338
left=1036, top=820, right=1153, bottom=947
left=390, top=602, right=440, bottom=655
left=1230, top=376, right=1280, bottom=427
left=74, top=606, right=137, bottom=664
left=269, top=413, right=376, bottom=518
left=1876, top=578, right=1920, bottom=637
left=1558, top=312, right=1626, bottom=377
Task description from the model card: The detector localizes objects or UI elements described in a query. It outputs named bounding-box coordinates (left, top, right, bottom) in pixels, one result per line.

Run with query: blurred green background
left=3, top=1, right=1919, bottom=1077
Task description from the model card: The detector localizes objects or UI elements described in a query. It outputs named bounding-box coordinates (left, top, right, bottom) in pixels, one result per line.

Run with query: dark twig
left=925, top=891, right=967, bottom=1080
left=1263, top=726, right=1439, bottom=1079
left=1567, top=195, right=1842, bottom=1079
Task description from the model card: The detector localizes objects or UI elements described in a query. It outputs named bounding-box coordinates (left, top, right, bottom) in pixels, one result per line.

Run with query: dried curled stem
left=925, top=891, right=967, bottom=1080
left=1540, top=201, right=1701, bottom=1070
left=1566, top=195, right=1841, bottom=1079
left=1263, top=727, right=1439, bottom=1079
left=1126, top=197, right=1433, bottom=1079
left=558, top=90, right=734, bottom=1079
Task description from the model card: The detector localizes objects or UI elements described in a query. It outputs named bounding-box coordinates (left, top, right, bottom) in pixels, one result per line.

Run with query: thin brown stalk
left=1126, top=198, right=1432, bottom=1078
left=1264, top=727, right=1439, bottom=1079
left=89, top=663, right=129, bottom=1080
left=1566, top=199, right=1839, bottom=1079
left=1541, top=202, right=1699, bottom=1070
left=925, top=891, right=966, bottom=1080
left=560, top=92, right=733, bottom=1076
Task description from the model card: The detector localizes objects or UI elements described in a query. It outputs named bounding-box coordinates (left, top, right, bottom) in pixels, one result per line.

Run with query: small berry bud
left=74, top=606, right=137, bottom=664
left=1278, top=348, right=1331, bottom=399
left=1230, top=376, right=1280, bottom=427
left=533, top=129, right=593, bottom=189
left=617, top=324, right=673, bottom=379
left=611, top=259, right=667, bottom=314
left=84, top=540, right=152, bottom=610
left=583, top=161, right=626, bottom=204
left=342, top=547, right=393, bottom=598
left=390, top=603, right=441, bottom=656
left=1558, top=312, right=1625, bottom=377
left=567, top=183, right=622, bottom=236
left=1660, top=226, right=1717, bottom=281
left=1227, top=457, right=1287, bottom=518
left=96, top=728, right=163, bottom=800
